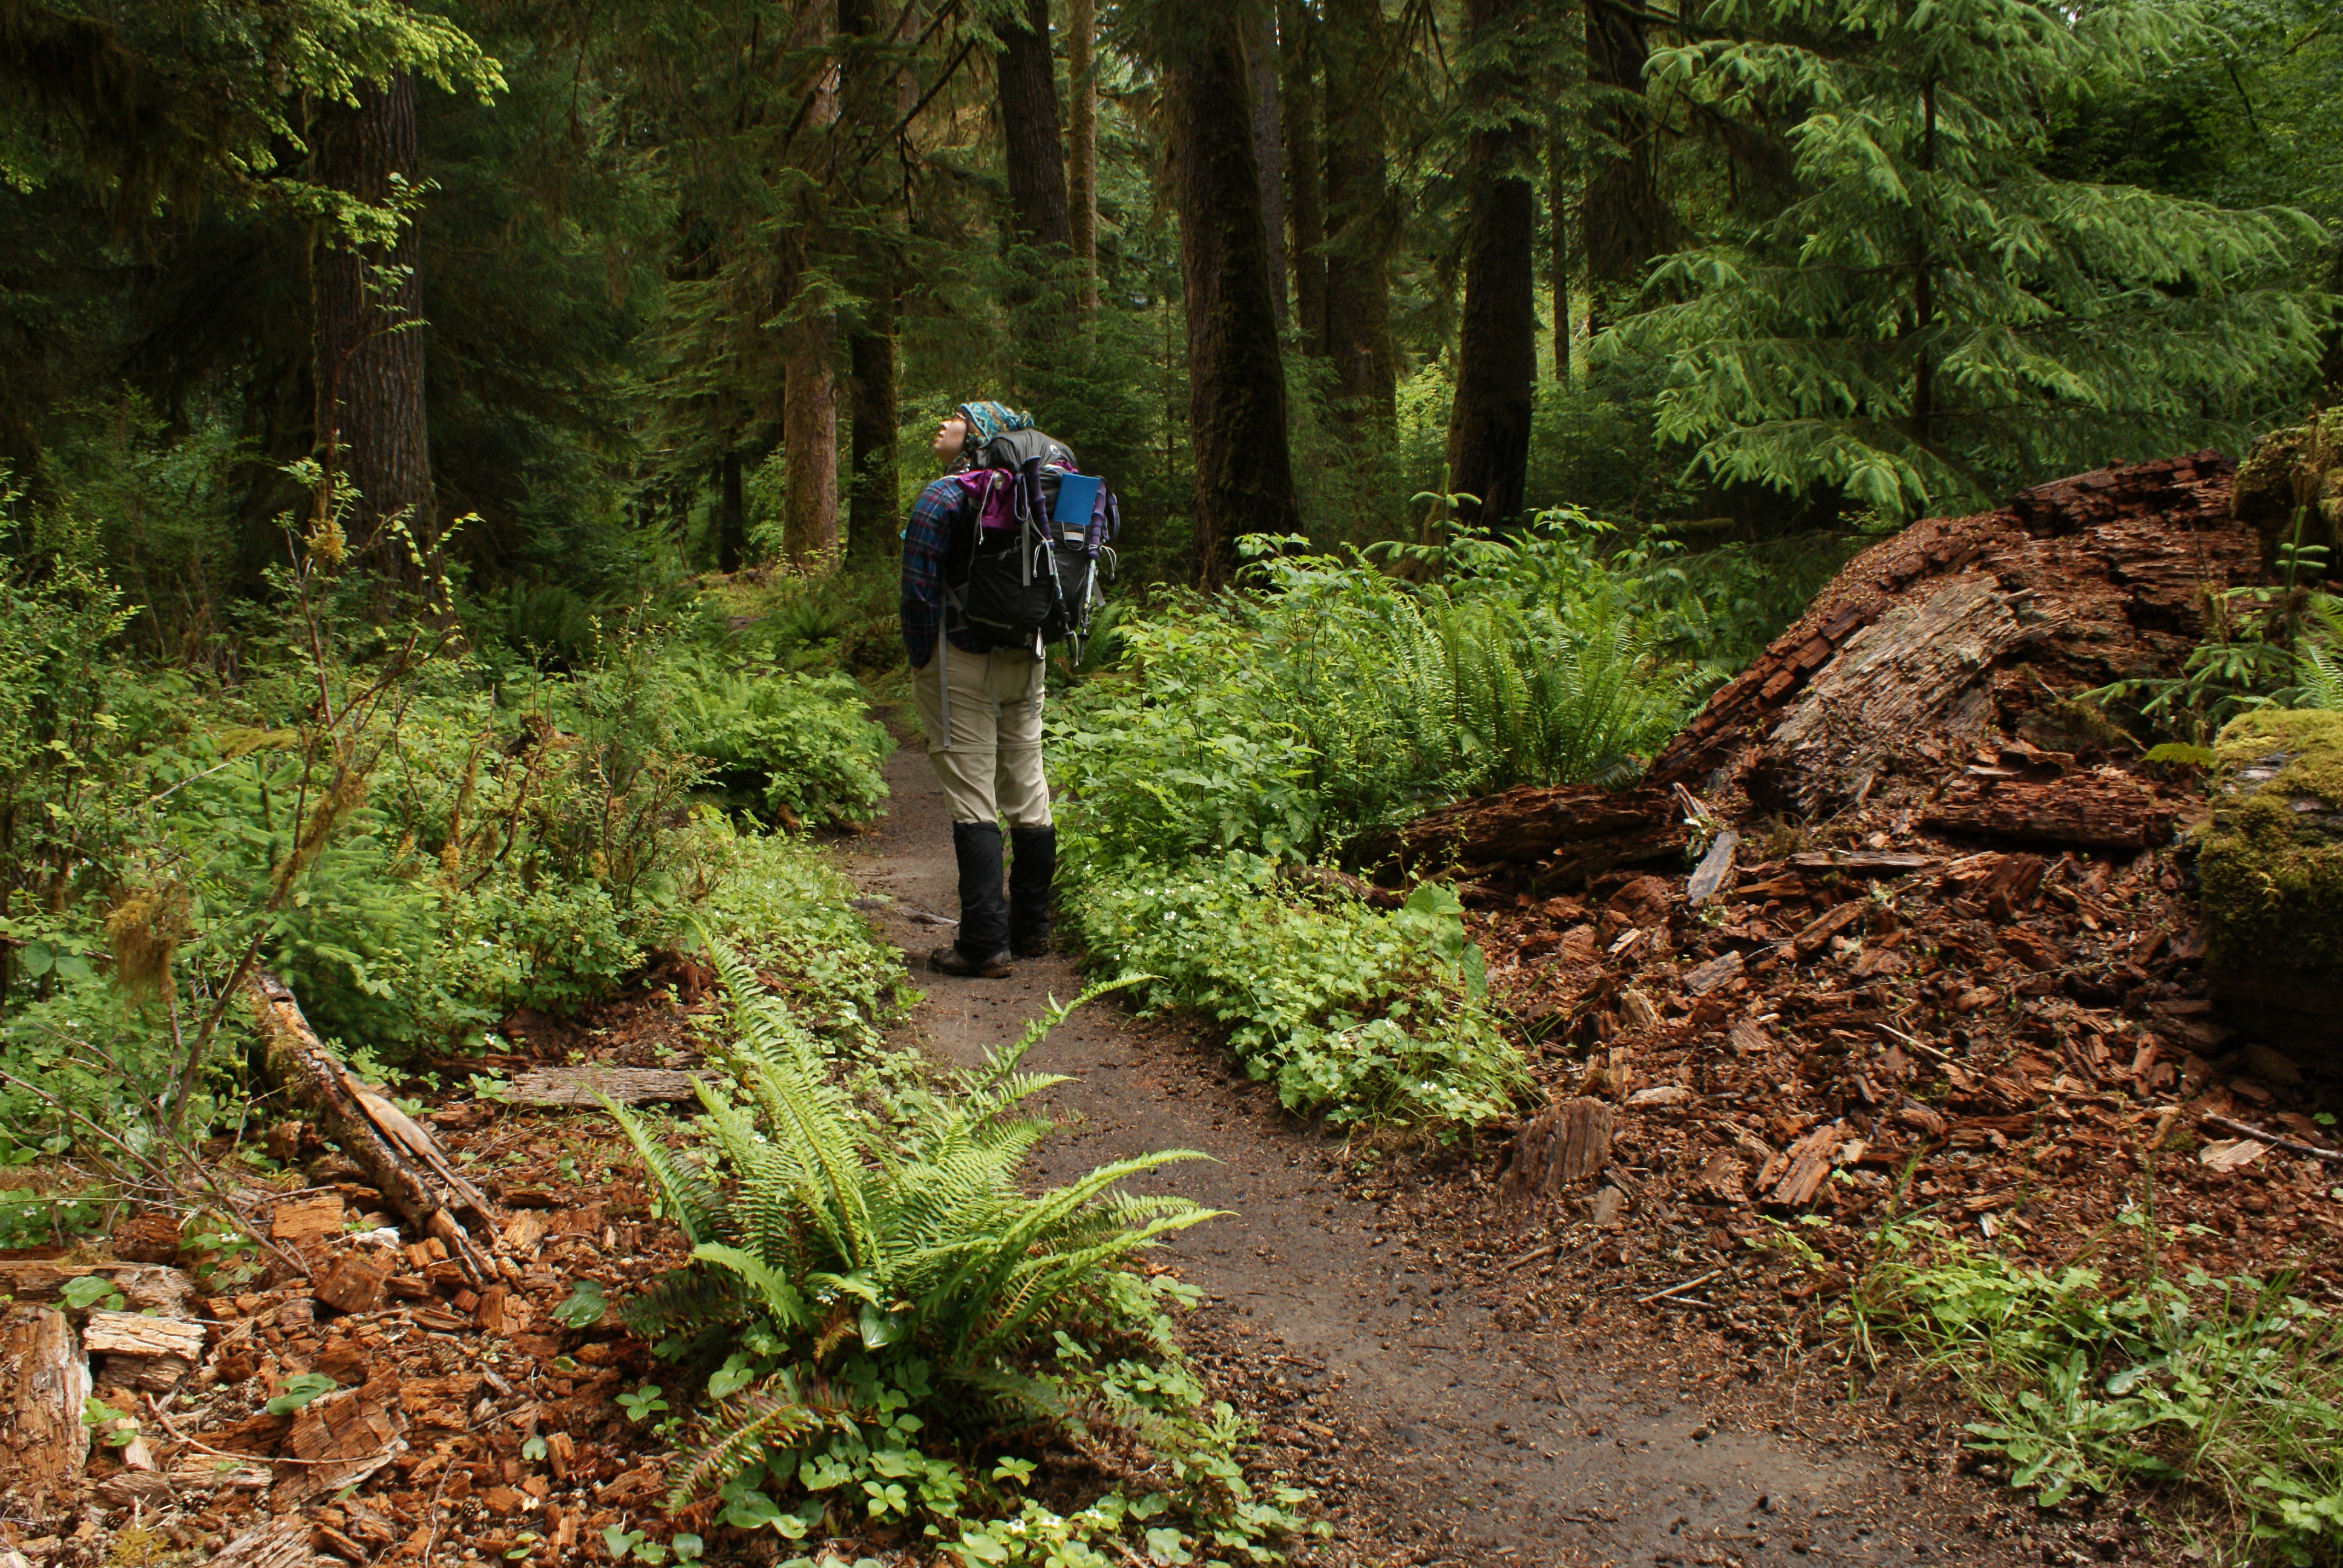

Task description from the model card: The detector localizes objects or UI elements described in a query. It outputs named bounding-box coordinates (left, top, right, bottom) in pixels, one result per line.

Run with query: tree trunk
left=782, top=315, right=839, bottom=567
left=1446, top=0, right=1538, bottom=530
left=842, top=0, right=901, bottom=563
left=1067, top=0, right=1099, bottom=317
left=1582, top=0, right=1666, bottom=287
left=1244, top=10, right=1288, bottom=337
left=1319, top=0, right=1395, bottom=423
left=847, top=313, right=899, bottom=563
left=311, top=71, right=434, bottom=587
left=1547, top=130, right=1571, bottom=382
left=1168, top=8, right=1300, bottom=587
left=1279, top=0, right=1327, bottom=356
left=717, top=450, right=746, bottom=571
left=996, top=0, right=1070, bottom=254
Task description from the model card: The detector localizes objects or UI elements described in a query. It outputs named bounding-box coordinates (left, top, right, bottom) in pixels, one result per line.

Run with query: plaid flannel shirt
left=899, top=474, right=989, bottom=669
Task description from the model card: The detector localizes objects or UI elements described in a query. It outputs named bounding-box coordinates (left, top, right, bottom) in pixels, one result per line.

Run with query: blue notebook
left=1052, top=473, right=1103, bottom=529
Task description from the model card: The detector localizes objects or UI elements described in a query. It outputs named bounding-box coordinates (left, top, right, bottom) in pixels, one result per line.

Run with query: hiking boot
left=929, top=942, right=1014, bottom=978
left=1008, top=823, right=1056, bottom=958
left=935, top=820, right=1012, bottom=978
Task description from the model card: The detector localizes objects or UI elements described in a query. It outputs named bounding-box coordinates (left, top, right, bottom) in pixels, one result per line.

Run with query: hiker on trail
left=899, top=400, right=1057, bottom=978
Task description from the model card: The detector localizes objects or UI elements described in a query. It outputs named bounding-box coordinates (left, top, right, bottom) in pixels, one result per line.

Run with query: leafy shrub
left=1850, top=1220, right=2343, bottom=1558
left=1066, top=856, right=1523, bottom=1128
left=657, top=650, right=893, bottom=828
left=606, top=946, right=1306, bottom=1563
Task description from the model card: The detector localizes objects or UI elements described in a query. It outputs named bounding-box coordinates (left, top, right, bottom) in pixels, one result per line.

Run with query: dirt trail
left=836, top=728, right=2009, bottom=1567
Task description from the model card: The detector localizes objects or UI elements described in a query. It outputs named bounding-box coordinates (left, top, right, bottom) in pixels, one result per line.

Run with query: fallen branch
left=1631, top=1267, right=1726, bottom=1305
left=249, top=972, right=503, bottom=1285
left=2199, top=1113, right=2343, bottom=1166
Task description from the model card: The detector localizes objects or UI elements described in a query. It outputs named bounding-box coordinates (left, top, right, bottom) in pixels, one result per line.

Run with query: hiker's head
left=934, top=400, right=1034, bottom=468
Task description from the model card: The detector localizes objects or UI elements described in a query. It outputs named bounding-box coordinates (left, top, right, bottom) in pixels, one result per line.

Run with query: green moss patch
left=2199, top=708, right=2343, bottom=982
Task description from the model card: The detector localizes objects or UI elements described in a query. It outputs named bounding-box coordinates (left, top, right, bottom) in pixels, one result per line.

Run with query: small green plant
left=617, top=1383, right=670, bottom=1423
left=1848, top=1220, right=2343, bottom=1558
left=266, top=1373, right=338, bottom=1415
left=60, top=1275, right=126, bottom=1312
left=81, top=1396, right=140, bottom=1449
left=553, top=1279, right=608, bottom=1328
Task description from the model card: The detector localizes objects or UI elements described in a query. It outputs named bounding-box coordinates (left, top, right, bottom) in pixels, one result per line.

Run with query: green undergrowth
left=0, top=529, right=895, bottom=1158
left=1849, top=1219, right=2343, bottom=1564
left=605, top=946, right=1314, bottom=1568
left=1046, top=517, right=1843, bottom=1135
left=1067, top=857, right=1522, bottom=1127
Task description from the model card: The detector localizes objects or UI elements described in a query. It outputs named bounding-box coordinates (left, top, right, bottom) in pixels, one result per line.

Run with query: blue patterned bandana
left=954, top=400, right=1034, bottom=452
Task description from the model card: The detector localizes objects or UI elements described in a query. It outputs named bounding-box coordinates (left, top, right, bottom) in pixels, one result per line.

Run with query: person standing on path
left=899, top=400, right=1057, bottom=978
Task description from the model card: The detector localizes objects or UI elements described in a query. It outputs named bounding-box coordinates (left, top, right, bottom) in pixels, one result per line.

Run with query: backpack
left=942, top=427, right=1119, bottom=659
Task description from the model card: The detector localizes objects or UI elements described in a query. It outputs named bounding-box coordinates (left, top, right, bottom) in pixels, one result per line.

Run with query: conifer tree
left=1627, top=0, right=2328, bottom=514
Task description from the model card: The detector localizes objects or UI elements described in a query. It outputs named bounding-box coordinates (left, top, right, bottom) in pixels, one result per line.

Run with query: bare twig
left=1632, top=1267, right=1726, bottom=1305
left=2200, top=1113, right=2343, bottom=1166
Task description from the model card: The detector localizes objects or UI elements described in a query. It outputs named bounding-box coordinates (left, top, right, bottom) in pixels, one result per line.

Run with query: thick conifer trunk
left=1583, top=0, right=1666, bottom=287
left=996, top=0, right=1070, bottom=253
left=1446, top=0, right=1537, bottom=528
left=716, top=451, right=746, bottom=570
left=1167, top=10, right=1300, bottom=586
left=848, top=315, right=899, bottom=562
left=1067, top=0, right=1099, bottom=315
left=1279, top=0, right=1328, bottom=356
left=1547, top=131, right=1571, bottom=381
left=1245, top=12, right=1288, bottom=337
left=842, top=0, right=900, bottom=561
left=1320, top=0, right=1395, bottom=422
left=311, top=71, right=433, bottom=584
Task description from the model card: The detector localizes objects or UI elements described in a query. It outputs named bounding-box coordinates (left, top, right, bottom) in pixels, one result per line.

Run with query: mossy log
left=2200, top=708, right=2343, bottom=1063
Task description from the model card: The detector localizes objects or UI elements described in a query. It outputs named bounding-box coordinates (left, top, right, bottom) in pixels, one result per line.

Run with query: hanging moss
left=2198, top=708, right=2343, bottom=984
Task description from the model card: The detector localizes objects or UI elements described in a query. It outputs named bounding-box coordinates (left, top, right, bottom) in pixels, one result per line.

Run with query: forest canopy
left=0, top=0, right=2335, bottom=618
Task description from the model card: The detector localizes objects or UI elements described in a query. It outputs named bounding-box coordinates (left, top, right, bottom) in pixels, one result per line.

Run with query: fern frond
left=664, top=1385, right=823, bottom=1507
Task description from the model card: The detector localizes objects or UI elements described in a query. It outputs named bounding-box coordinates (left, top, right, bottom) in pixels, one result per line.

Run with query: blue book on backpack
left=1052, top=472, right=1103, bottom=534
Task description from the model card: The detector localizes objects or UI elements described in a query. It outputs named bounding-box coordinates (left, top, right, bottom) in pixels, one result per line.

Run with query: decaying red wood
left=0, top=1309, right=90, bottom=1504
left=1499, top=1096, right=1616, bottom=1207
left=1925, top=771, right=2183, bottom=850
left=1354, top=783, right=1682, bottom=888
left=1648, top=454, right=2250, bottom=808
left=249, top=972, right=502, bottom=1286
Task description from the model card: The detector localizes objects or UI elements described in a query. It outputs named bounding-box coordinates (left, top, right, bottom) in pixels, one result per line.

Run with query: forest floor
left=836, top=719, right=2058, bottom=1568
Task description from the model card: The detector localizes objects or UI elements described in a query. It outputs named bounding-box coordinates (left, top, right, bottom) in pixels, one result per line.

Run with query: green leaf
left=266, top=1373, right=338, bottom=1416
left=552, top=1279, right=608, bottom=1328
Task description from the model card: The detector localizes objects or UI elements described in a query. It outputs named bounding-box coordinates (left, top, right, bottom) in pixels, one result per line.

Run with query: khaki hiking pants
left=911, top=644, right=1054, bottom=828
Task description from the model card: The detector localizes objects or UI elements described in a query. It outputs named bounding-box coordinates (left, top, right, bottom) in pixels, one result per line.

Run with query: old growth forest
left=4, top=0, right=2343, bottom=1563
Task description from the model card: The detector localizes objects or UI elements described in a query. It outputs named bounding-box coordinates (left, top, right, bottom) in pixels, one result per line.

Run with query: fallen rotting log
left=1648, top=452, right=2252, bottom=817
left=249, top=972, right=503, bottom=1285
left=1353, top=783, right=1682, bottom=895
left=0, top=1309, right=89, bottom=1509
left=505, top=1066, right=707, bottom=1108
left=1924, top=769, right=2183, bottom=850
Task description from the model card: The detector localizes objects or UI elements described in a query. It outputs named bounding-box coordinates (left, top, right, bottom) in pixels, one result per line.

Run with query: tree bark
left=1067, top=0, right=1099, bottom=316
left=1319, top=0, right=1396, bottom=422
left=1244, top=10, right=1288, bottom=337
left=717, top=449, right=746, bottom=571
left=1547, top=130, right=1571, bottom=382
left=311, top=71, right=434, bottom=586
left=1167, top=7, right=1301, bottom=587
left=847, top=313, right=899, bottom=563
left=842, top=0, right=900, bottom=563
left=996, top=0, right=1070, bottom=253
left=1446, top=0, right=1538, bottom=529
left=1279, top=0, right=1328, bottom=356
left=1582, top=0, right=1666, bottom=287
left=782, top=312, right=839, bottom=567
